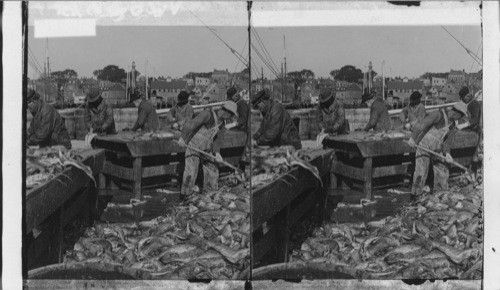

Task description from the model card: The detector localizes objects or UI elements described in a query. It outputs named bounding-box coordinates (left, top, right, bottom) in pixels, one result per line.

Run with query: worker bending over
left=84, top=88, right=116, bottom=135
left=168, top=91, right=194, bottom=131
left=400, top=91, right=426, bottom=131
left=178, top=101, right=238, bottom=199
left=458, top=86, right=482, bottom=181
left=316, top=88, right=349, bottom=146
left=127, top=91, right=160, bottom=132
left=26, top=89, right=72, bottom=149
left=363, top=91, right=392, bottom=132
left=226, top=87, right=251, bottom=165
left=408, top=107, right=456, bottom=197
left=251, top=89, right=302, bottom=150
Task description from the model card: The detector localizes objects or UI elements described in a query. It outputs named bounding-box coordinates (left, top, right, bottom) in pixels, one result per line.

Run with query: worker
left=225, top=86, right=249, bottom=132
left=359, top=89, right=369, bottom=108
left=84, top=88, right=116, bottom=135
left=251, top=89, right=302, bottom=150
left=316, top=88, right=349, bottom=144
left=458, top=86, right=482, bottom=180
left=225, top=86, right=251, bottom=166
left=363, top=91, right=392, bottom=132
left=177, top=101, right=238, bottom=199
left=168, top=91, right=194, bottom=131
left=26, top=89, right=72, bottom=149
left=400, top=91, right=426, bottom=131
left=126, top=91, right=160, bottom=132
left=408, top=107, right=455, bottom=197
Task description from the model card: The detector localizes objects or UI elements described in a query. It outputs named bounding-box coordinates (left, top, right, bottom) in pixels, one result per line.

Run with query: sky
left=26, top=1, right=482, bottom=80
left=27, top=25, right=482, bottom=81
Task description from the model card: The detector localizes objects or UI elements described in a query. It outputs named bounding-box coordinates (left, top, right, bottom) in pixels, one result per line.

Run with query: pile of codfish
left=289, top=184, right=483, bottom=279
left=250, top=146, right=322, bottom=189
left=64, top=183, right=250, bottom=280
left=26, top=146, right=95, bottom=189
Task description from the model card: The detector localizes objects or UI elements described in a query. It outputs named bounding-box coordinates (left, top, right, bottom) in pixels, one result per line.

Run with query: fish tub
left=252, top=262, right=362, bottom=280
left=27, top=262, right=151, bottom=280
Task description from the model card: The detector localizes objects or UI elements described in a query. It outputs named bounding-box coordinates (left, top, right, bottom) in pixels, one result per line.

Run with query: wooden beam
left=330, top=161, right=365, bottom=181
left=101, top=162, right=134, bottom=180
left=252, top=228, right=278, bottom=266
left=288, top=189, right=319, bottom=227
left=142, top=163, right=180, bottom=178
left=372, top=163, right=411, bottom=178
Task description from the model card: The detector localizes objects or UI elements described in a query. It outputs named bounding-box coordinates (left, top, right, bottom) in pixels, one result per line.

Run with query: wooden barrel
left=74, top=109, right=87, bottom=140
left=252, top=262, right=359, bottom=280
left=28, top=262, right=150, bottom=280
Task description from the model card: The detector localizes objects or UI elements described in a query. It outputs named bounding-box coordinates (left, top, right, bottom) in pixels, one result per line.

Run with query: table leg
left=329, top=154, right=339, bottom=190
left=364, top=157, right=373, bottom=199
left=133, top=157, right=142, bottom=199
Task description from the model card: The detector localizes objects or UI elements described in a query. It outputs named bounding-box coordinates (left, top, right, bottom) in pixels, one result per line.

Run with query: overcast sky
left=27, top=24, right=481, bottom=80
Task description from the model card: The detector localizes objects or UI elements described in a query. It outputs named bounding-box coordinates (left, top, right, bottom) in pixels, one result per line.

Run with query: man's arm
left=101, top=103, right=115, bottom=132
left=84, top=105, right=93, bottom=131
left=131, top=102, right=147, bottom=131
left=332, top=103, right=345, bottom=132
left=256, top=106, right=284, bottom=145
left=27, top=113, right=52, bottom=145
left=467, top=101, right=481, bottom=130
left=411, top=110, right=441, bottom=144
left=364, top=103, right=380, bottom=131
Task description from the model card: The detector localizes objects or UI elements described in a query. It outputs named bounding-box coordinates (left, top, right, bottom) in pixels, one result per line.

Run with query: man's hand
left=457, top=122, right=470, bottom=130
left=225, top=122, right=237, bottom=130
left=172, top=123, right=179, bottom=130
left=404, top=123, right=411, bottom=130
left=215, top=152, right=224, bottom=163
left=407, top=137, right=416, bottom=147
left=445, top=153, right=453, bottom=163
left=251, top=139, right=258, bottom=147
left=177, top=137, right=187, bottom=147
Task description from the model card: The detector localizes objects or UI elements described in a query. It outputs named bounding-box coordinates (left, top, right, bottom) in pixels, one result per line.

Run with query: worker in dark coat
left=167, top=91, right=194, bottom=131
left=251, top=89, right=302, bottom=150
left=84, top=88, right=116, bottom=134
left=408, top=108, right=455, bottom=196
left=26, top=89, right=72, bottom=149
left=458, top=86, right=482, bottom=180
left=400, top=91, right=426, bottom=131
left=128, top=91, right=160, bottom=132
left=317, top=88, right=349, bottom=135
left=363, top=91, right=392, bottom=132
left=178, top=101, right=238, bottom=198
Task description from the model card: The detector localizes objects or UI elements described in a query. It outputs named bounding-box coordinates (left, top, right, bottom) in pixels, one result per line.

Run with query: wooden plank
left=133, top=157, right=142, bottom=199
left=288, top=190, right=319, bottom=227
left=142, top=163, right=180, bottom=178
left=253, top=228, right=278, bottom=265
left=363, top=157, right=373, bottom=199
left=60, top=189, right=89, bottom=228
left=25, top=150, right=104, bottom=234
left=251, top=150, right=333, bottom=231
left=330, top=161, right=365, bottom=181
left=100, top=162, right=134, bottom=180
left=372, top=163, right=411, bottom=178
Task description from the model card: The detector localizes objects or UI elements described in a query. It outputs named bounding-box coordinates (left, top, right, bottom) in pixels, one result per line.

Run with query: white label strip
left=34, top=18, right=96, bottom=38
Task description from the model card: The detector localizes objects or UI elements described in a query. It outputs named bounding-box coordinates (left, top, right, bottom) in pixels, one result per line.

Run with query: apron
left=322, top=106, right=349, bottom=134
left=188, top=110, right=220, bottom=152
left=419, top=109, right=449, bottom=152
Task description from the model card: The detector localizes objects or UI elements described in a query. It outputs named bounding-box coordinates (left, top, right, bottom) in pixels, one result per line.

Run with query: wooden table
left=25, top=149, right=105, bottom=270
left=251, top=149, right=334, bottom=267
left=323, top=130, right=480, bottom=199
left=92, top=129, right=247, bottom=199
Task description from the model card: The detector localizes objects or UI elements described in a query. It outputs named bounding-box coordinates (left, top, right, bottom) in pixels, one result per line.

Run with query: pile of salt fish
left=250, top=146, right=323, bottom=189
left=289, top=183, right=483, bottom=279
left=64, top=183, right=250, bottom=280
left=26, top=146, right=95, bottom=189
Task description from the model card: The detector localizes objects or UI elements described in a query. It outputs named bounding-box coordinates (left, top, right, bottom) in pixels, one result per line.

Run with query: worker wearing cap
left=363, top=90, right=392, bottom=132
left=400, top=91, right=426, bottom=131
left=317, top=88, right=349, bottom=136
left=226, top=86, right=251, bottom=165
left=127, top=91, right=160, bottom=132
left=26, top=89, right=72, bottom=149
left=177, top=101, right=238, bottom=198
left=408, top=106, right=455, bottom=196
left=167, top=91, right=194, bottom=131
left=458, top=86, right=482, bottom=180
left=251, top=89, right=302, bottom=150
left=84, top=88, right=116, bottom=135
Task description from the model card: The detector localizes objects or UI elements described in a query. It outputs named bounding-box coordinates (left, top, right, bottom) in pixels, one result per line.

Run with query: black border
left=21, top=0, right=28, bottom=279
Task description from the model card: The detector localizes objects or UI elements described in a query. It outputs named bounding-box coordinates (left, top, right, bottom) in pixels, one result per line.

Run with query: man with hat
left=126, top=90, right=160, bottom=132
left=363, top=90, right=392, bottom=132
left=26, top=89, right=72, bottom=149
left=399, top=91, right=427, bottom=131
left=167, top=90, right=194, bottom=131
left=177, top=101, right=239, bottom=199
left=251, top=89, right=302, bottom=150
left=84, top=87, right=116, bottom=135
left=225, top=86, right=249, bottom=132
left=407, top=105, right=456, bottom=197
left=316, top=88, right=349, bottom=146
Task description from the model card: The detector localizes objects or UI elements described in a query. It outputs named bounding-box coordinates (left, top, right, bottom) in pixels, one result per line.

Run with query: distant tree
left=287, top=69, right=315, bottom=102
left=93, top=69, right=103, bottom=79
left=331, top=65, right=364, bottom=83
left=184, top=72, right=212, bottom=80
left=421, top=72, right=449, bottom=80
